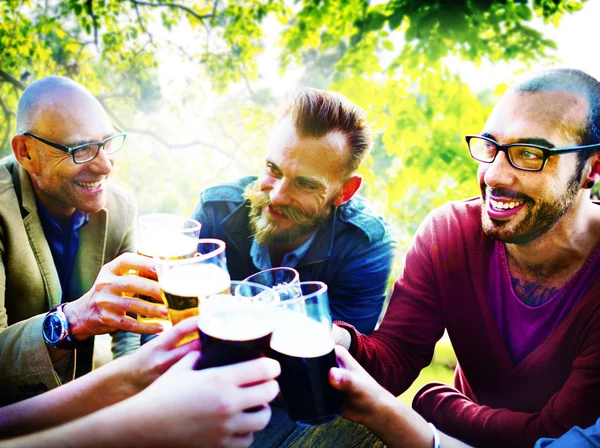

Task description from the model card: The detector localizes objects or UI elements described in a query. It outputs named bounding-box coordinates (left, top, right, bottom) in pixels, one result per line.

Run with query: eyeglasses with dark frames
left=466, top=134, right=600, bottom=172
left=21, top=125, right=127, bottom=164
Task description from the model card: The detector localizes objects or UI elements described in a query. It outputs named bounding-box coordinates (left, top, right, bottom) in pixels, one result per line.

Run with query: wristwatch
left=42, top=303, right=78, bottom=350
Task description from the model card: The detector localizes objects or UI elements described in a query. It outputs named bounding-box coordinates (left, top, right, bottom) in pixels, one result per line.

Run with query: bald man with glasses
left=333, top=68, right=600, bottom=447
left=0, top=76, right=168, bottom=404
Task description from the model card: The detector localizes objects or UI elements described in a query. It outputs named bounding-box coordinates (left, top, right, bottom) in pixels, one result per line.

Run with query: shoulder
left=425, top=196, right=482, bottom=228
left=336, top=195, right=395, bottom=245
left=106, top=182, right=136, bottom=208
left=198, top=176, right=256, bottom=205
left=105, top=182, right=137, bottom=227
left=415, top=197, right=484, bottom=247
left=0, top=156, right=17, bottom=196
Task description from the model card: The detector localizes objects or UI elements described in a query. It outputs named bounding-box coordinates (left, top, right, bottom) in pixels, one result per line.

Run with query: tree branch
left=0, top=69, right=25, bottom=91
left=130, top=0, right=215, bottom=23
left=85, top=0, right=100, bottom=52
left=0, top=95, right=13, bottom=149
left=134, top=1, right=153, bottom=45
left=127, top=127, right=234, bottom=159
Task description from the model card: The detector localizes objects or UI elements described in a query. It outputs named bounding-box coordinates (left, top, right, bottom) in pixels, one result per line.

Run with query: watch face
left=43, top=313, right=64, bottom=344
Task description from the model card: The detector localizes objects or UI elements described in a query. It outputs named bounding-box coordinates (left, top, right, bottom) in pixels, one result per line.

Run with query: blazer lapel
left=71, top=208, right=107, bottom=300
left=15, top=164, right=62, bottom=308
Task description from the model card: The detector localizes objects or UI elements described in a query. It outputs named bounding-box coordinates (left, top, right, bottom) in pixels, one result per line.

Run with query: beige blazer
left=0, top=156, right=138, bottom=404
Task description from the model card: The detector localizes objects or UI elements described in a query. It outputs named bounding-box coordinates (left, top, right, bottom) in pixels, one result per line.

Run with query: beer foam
left=139, top=233, right=197, bottom=259
left=161, top=263, right=230, bottom=297
left=199, top=306, right=273, bottom=341
left=270, top=311, right=334, bottom=358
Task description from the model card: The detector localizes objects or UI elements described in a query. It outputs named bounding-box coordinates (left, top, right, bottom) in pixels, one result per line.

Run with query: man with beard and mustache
left=190, top=88, right=396, bottom=335
left=332, top=68, right=600, bottom=448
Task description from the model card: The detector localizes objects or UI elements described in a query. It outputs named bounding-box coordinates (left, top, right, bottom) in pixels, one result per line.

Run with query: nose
left=269, top=179, right=292, bottom=207
left=87, top=146, right=114, bottom=175
left=481, top=150, right=516, bottom=189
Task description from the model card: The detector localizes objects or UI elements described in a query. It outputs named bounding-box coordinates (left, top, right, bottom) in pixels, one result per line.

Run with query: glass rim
left=152, top=238, right=226, bottom=265
left=138, top=213, right=202, bottom=233
left=243, top=266, right=300, bottom=282
left=275, top=281, right=328, bottom=306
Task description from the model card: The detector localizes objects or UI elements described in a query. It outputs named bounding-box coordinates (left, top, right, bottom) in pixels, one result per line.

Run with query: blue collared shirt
left=250, top=232, right=316, bottom=273
left=36, top=199, right=89, bottom=303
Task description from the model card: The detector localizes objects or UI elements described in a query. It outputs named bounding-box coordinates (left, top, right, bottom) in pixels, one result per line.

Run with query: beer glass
left=270, top=281, right=343, bottom=425
left=154, top=239, right=229, bottom=343
left=136, top=214, right=201, bottom=326
left=240, top=267, right=302, bottom=301
left=195, top=281, right=279, bottom=370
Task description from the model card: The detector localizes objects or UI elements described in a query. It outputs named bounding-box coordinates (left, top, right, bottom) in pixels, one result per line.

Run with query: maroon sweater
left=339, top=198, right=600, bottom=447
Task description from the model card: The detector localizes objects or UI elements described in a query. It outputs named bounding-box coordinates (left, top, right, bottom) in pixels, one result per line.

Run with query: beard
left=244, top=182, right=333, bottom=245
left=480, top=172, right=582, bottom=244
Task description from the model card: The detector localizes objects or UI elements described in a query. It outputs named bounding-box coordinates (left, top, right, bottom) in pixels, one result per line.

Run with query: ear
left=333, top=175, right=362, bottom=207
left=590, top=152, right=600, bottom=184
left=11, top=134, right=39, bottom=174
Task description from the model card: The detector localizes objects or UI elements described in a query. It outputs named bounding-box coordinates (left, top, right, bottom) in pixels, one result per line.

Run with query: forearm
left=366, top=396, right=470, bottom=448
left=0, top=355, right=141, bottom=439
left=0, top=398, right=143, bottom=448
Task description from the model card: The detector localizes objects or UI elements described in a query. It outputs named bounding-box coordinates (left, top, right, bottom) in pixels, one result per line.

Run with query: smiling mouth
left=267, top=205, right=287, bottom=219
left=75, top=180, right=103, bottom=190
left=489, top=198, right=524, bottom=210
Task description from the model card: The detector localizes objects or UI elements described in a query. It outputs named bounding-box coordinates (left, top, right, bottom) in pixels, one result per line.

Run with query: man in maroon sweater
left=333, top=68, right=600, bottom=447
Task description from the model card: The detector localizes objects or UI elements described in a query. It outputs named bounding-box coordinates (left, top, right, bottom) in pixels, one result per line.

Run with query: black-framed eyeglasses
left=466, top=134, right=600, bottom=172
left=21, top=125, right=127, bottom=164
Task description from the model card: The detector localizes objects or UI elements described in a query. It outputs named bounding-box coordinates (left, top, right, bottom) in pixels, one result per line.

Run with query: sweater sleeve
left=345, top=211, right=446, bottom=396
left=413, top=317, right=600, bottom=448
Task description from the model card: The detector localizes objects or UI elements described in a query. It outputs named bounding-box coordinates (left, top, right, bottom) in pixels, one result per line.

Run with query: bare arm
left=1, top=354, right=280, bottom=448
left=0, top=317, right=200, bottom=439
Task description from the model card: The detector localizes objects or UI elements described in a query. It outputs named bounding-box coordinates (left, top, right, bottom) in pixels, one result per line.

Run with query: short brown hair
left=283, top=88, right=372, bottom=175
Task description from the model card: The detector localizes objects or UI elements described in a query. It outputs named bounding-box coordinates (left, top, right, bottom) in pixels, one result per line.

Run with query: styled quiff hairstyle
left=282, top=88, right=372, bottom=176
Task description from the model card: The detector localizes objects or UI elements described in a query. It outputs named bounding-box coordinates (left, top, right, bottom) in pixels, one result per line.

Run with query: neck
left=268, top=231, right=315, bottom=267
left=505, top=196, right=600, bottom=281
left=30, top=180, right=74, bottom=228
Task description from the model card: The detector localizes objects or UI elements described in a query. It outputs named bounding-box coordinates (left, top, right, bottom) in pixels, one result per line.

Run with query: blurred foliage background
left=2, top=0, right=599, bottom=401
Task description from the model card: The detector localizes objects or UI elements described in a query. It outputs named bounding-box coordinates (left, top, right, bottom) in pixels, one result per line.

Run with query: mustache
left=483, top=186, right=531, bottom=202
left=244, top=185, right=316, bottom=226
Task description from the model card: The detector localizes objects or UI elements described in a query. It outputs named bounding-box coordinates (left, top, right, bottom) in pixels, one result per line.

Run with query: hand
left=125, top=353, right=281, bottom=448
left=332, top=324, right=352, bottom=349
left=329, top=345, right=397, bottom=428
left=126, top=316, right=201, bottom=393
left=65, top=253, right=169, bottom=340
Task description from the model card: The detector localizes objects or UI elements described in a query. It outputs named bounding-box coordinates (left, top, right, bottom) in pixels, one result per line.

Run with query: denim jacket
left=191, top=176, right=397, bottom=334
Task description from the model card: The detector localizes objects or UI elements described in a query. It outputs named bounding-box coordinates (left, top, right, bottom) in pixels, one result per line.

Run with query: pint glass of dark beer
left=270, top=281, right=343, bottom=425
left=195, top=281, right=279, bottom=370
left=154, top=239, right=230, bottom=344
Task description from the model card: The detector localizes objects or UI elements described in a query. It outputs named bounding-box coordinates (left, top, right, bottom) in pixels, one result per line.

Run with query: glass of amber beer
left=136, top=214, right=201, bottom=326
left=240, top=267, right=301, bottom=301
left=154, top=239, right=230, bottom=343
left=270, top=281, right=343, bottom=425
